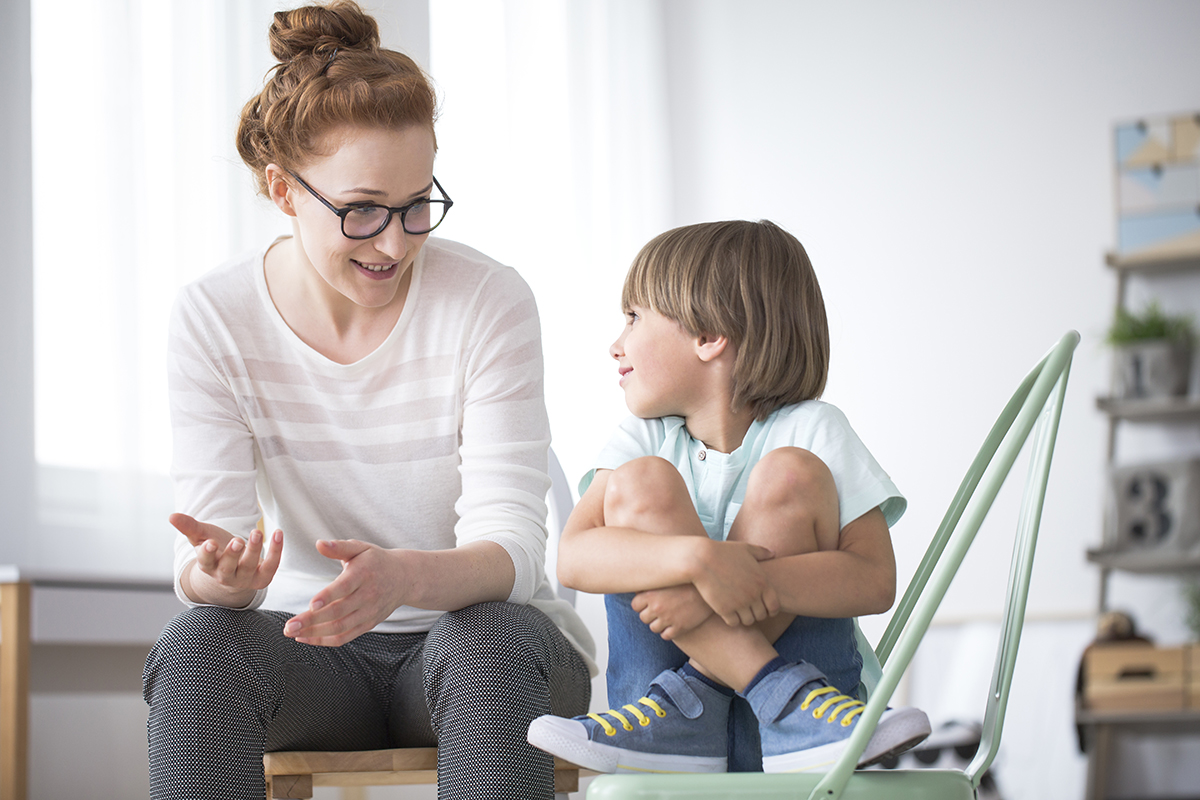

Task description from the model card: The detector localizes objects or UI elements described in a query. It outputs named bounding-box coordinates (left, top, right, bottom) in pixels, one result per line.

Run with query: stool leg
left=269, top=774, right=313, bottom=799
left=0, top=582, right=31, bottom=800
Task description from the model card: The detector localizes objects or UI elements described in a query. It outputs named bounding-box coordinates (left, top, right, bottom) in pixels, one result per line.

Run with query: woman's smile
left=353, top=259, right=399, bottom=278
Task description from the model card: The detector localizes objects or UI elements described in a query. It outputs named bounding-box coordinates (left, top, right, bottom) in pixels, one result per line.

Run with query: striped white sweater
left=167, top=236, right=595, bottom=673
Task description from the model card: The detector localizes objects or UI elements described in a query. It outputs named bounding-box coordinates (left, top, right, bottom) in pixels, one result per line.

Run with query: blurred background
left=2, top=1, right=1199, bottom=797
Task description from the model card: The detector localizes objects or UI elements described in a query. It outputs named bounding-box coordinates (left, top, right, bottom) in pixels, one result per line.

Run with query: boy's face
left=610, top=305, right=707, bottom=419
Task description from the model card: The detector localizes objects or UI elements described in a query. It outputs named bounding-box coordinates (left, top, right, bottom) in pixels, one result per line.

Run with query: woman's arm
left=282, top=538, right=515, bottom=647
left=168, top=289, right=275, bottom=609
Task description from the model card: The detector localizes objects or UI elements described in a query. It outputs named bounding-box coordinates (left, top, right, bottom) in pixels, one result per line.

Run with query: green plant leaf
left=1106, top=301, right=1195, bottom=345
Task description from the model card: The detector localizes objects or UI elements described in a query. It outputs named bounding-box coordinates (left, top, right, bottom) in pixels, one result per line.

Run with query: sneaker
left=744, top=661, right=930, bottom=773
left=527, top=667, right=730, bottom=774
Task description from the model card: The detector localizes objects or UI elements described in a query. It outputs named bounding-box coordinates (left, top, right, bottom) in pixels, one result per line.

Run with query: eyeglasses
left=286, top=170, right=453, bottom=239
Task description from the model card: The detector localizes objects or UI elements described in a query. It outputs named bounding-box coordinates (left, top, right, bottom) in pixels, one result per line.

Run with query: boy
left=527, top=220, right=929, bottom=773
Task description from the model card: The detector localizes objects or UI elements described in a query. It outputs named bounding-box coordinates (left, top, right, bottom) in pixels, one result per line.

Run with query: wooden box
left=1085, top=643, right=1186, bottom=711
left=1188, top=644, right=1200, bottom=709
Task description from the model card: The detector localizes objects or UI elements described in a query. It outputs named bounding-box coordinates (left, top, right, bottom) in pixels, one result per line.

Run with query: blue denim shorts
left=604, top=592, right=863, bottom=772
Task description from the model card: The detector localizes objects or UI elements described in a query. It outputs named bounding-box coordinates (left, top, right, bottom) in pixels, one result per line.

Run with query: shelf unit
left=1081, top=248, right=1200, bottom=800
left=1089, top=250, right=1200, bottom=606
left=1078, top=699, right=1200, bottom=800
left=1095, top=395, right=1200, bottom=423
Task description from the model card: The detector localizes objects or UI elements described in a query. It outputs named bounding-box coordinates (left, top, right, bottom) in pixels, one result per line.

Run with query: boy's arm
left=633, top=507, right=896, bottom=639
left=558, top=469, right=777, bottom=626
left=759, top=507, right=897, bottom=618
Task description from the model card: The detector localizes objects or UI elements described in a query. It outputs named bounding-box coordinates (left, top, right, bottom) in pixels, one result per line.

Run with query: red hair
left=236, top=0, right=438, bottom=196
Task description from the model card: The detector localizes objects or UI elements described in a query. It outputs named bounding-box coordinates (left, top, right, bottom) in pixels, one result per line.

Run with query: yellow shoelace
left=799, top=685, right=866, bottom=728
left=587, top=697, right=669, bottom=736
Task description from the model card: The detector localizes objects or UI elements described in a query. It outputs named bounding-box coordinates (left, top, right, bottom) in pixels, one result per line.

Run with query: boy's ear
left=694, top=333, right=730, bottom=363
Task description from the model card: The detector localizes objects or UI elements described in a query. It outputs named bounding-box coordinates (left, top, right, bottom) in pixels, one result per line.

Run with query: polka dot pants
left=143, top=602, right=591, bottom=800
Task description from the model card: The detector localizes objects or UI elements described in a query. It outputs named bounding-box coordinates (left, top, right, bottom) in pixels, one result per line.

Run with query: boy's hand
left=690, top=540, right=779, bottom=627
left=632, top=584, right=713, bottom=640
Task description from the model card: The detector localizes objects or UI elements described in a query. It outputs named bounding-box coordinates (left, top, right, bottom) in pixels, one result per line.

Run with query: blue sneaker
left=744, top=661, right=930, bottom=773
left=527, top=667, right=730, bottom=774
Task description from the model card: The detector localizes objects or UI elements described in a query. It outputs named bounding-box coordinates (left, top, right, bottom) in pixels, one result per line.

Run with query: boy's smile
left=610, top=306, right=708, bottom=420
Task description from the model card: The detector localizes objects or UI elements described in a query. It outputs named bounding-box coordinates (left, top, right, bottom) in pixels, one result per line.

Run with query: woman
left=141, top=3, right=594, bottom=799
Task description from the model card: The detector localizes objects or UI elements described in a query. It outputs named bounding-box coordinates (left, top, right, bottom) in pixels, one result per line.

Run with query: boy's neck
left=684, top=404, right=757, bottom=454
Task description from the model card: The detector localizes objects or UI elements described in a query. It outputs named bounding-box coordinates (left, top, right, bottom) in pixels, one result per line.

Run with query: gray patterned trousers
left=143, top=601, right=591, bottom=800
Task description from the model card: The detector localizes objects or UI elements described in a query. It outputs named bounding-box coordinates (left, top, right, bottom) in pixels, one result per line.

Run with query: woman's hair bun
left=269, top=0, right=380, bottom=63
left=237, top=0, right=437, bottom=197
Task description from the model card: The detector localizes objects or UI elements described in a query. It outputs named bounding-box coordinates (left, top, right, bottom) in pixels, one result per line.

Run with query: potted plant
left=1107, top=301, right=1194, bottom=399
left=1186, top=580, right=1200, bottom=641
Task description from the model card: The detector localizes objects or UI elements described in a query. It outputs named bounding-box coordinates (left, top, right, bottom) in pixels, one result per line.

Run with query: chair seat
left=586, top=768, right=978, bottom=800
left=263, top=747, right=583, bottom=797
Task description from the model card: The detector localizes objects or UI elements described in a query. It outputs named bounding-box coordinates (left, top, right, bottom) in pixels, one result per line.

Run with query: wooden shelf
left=1086, top=548, right=1200, bottom=573
left=1096, top=395, right=1200, bottom=422
left=1106, top=249, right=1200, bottom=275
left=1077, top=705, right=1200, bottom=733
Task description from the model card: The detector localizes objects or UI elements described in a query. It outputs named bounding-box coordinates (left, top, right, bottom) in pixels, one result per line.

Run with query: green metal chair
left=585, top=330, right=1080, bottom=800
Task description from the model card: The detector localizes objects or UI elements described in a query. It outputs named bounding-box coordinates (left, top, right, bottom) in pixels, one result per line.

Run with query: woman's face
left=272, top=124, right=437, bottom=312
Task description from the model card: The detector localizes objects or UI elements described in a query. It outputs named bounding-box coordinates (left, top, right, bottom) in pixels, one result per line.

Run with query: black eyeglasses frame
left=285, top=169, right=453, bottom=239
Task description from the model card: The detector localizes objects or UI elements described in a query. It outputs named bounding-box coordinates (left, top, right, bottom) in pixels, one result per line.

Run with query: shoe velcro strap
left=650, top=669, right=703, bottom=719
left=752, top=661, right=828, bottom=723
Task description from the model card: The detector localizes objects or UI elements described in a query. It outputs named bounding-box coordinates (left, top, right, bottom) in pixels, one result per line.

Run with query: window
left=31, top=0, right=289, bottom=568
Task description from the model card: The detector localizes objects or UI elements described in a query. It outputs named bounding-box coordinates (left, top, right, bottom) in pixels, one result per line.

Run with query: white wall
left=654, top=0, right=1200, bottom=626
left=0, top=0, right=34, bottom=565
left=652, top=1, right=1200, bottom=797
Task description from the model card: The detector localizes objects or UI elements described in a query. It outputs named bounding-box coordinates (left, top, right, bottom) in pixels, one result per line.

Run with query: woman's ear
left=265, top=164, right=299, bottom=217
left=694, top=333, right=730, bottom=363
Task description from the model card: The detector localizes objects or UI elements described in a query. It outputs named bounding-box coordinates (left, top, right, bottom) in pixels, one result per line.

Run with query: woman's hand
left=689, top=540, right=779, bottom=627
left=171, top=512, right=283, bottom=607
left=632, top=584, right=714, bottom=641
left=283, top=540, right=405, bottom=647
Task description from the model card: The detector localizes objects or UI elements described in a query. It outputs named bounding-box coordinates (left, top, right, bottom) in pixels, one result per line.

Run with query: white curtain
left=33, top=0, right=288, bottom=475
left=29, top=0, right=673, bottom=574
left=32, top=0, right=291, bottom=571
left=428, top=0, right=675, bottom=487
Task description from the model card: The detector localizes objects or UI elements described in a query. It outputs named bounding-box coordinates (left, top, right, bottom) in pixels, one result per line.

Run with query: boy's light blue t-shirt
left=580, top=399, right=906, bottom=697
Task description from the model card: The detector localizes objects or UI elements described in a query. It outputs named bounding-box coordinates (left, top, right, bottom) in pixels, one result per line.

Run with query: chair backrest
left=546, top=447, right=577, bottom=607
left=809, top=330, right=1079, bottom=800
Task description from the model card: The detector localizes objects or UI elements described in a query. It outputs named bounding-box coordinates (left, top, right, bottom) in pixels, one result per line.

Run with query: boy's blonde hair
left=622, top=220, right=829, bottom=420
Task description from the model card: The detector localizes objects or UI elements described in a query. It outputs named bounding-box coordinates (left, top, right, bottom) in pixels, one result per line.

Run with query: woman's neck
left=264, top=237, right=411, bottom=364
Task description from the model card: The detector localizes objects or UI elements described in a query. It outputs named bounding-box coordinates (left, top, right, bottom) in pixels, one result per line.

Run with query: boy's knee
left=605, top=457, right=686, bottom=523
left=745, top=447, right=834, bottom=510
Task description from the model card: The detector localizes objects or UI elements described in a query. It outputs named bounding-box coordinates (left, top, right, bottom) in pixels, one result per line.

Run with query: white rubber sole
left=762, top=707, right=932, bottom=773
left=527, top=715, right=727, bottom=774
